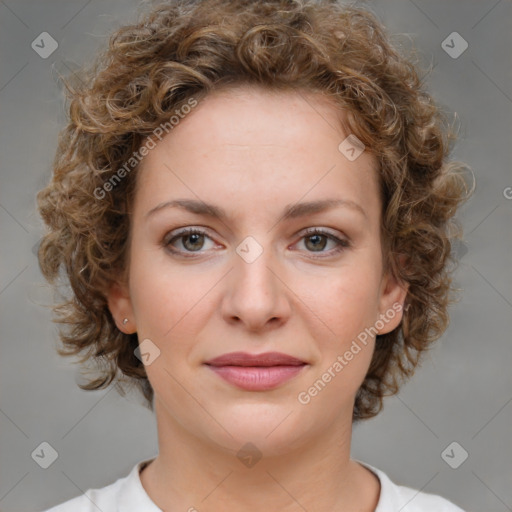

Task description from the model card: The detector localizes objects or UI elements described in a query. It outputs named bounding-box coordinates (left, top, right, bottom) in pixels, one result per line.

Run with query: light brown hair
left=37, top=0, right=473, bottom=420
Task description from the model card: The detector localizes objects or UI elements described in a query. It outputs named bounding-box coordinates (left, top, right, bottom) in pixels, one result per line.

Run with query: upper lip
left=205, top=351, right=306, bottom=367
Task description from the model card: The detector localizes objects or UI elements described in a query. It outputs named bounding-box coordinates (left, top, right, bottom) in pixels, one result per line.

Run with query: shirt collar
left=118, top=457, right=401, bottom=512
left=117, top=457, right=161, bottom=512
left=354, top=459, right=402, bottom=511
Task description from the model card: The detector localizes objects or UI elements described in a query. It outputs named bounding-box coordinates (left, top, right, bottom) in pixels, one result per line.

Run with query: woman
left=37, top=0, right=472, bottom=510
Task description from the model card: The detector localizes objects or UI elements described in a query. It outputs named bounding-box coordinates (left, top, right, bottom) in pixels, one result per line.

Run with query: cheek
left=304, top=268, right=381, bottom=393
left=128, top=247, right=209, bottom=340
left=312, top=267, right=381, bottom=341
left=311, top=279, right=379, bottom=395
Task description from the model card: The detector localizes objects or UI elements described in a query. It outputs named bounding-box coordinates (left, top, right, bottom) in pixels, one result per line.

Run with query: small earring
left=122, top=318, right=128, bottom=325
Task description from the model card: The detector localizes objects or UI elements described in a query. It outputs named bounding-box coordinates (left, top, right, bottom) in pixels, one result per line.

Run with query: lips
left=204, top=352, right=307, bottom=391
left=204, top=351, right=306, bottom=367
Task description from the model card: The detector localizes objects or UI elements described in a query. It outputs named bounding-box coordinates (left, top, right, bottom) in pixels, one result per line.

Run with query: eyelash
left=163, top=227, right=350, bottom=259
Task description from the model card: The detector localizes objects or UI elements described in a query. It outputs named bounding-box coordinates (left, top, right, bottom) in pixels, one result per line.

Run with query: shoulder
left=356, top=460, right=466, bottom=512
left=389, top=482, right=466, bottom=512
left=40, top=458, right=158, bottom=512
left=40, top=477, right=123, bottom=512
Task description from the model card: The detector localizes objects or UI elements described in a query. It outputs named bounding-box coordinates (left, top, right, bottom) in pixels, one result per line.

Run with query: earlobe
left=107, top=281, right=136, bottom=334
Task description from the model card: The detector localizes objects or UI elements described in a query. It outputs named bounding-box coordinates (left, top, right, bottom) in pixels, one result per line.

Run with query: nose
left=220, top=241, right=292, bottom=333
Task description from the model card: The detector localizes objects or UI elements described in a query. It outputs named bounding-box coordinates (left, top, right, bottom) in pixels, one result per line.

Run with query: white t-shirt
left=41, top=457, right=465, bottom=511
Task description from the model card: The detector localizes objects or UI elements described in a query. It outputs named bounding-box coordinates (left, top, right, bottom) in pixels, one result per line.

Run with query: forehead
left=134, top=86, right=380, bottom=224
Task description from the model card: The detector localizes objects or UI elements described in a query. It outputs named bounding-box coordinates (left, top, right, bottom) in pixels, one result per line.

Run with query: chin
left=200, top=405, right=314, bottom=457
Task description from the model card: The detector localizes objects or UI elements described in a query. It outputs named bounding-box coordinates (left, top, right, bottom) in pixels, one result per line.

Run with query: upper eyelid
left=165, top=226, right=217, bottom=242
left=166, top=226, right=344, bottom=240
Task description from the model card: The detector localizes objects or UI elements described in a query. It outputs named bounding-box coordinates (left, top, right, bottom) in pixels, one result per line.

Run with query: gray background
left=1, top=1, right=511, bottom=511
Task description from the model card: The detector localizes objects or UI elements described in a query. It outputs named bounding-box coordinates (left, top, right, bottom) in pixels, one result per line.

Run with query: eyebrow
left=145, top=198, right=368, bottom=221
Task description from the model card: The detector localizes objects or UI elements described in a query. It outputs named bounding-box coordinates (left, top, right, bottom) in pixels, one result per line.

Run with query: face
left=108, top=86, right=407, bottom=455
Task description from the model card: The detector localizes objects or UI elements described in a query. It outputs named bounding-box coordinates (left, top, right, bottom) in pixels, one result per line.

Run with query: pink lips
left=204, top=351, right=307, bottom=391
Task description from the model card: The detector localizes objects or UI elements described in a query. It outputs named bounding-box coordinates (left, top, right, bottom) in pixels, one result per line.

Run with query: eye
left=164, top=227, right=217, bottom=255
left=163, top=226, right=350, bottom=259
left=294, top=228, right=350, bottom=257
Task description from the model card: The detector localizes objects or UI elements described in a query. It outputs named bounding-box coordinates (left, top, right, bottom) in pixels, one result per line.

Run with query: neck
left=140, top=399, right=381, bottom=512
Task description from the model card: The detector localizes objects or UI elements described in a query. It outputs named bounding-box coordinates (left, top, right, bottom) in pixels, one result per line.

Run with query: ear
left=107, top=280, right=137, bottom=334
left=376, top=261, right=409, bottom=335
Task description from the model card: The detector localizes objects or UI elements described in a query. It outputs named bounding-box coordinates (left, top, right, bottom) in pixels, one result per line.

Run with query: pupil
left=184, top=233, right=203, bottom=251
left=307, top=234, right=326, bottom=251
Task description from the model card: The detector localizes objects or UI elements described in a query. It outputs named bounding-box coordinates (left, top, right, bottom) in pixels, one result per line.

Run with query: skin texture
left=107, top=85, right=408, bottom=512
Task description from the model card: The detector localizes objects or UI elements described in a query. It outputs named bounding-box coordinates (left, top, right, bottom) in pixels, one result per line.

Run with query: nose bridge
left=222, top=234, right=289, bottom=328
left=234, top=234, right=277, bottom=300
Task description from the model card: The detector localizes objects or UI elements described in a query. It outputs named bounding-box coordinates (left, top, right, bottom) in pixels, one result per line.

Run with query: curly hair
left=36, top=0, right=473, bottom=421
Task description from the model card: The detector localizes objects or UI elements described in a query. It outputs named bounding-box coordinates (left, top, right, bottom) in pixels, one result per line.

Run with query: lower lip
left=206, top=365, right=306, bottom=391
